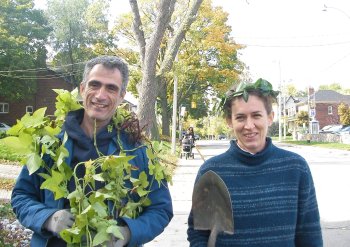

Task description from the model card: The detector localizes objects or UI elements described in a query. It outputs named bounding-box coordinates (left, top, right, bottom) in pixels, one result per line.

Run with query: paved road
left=147, top=139, right=350, bottom=246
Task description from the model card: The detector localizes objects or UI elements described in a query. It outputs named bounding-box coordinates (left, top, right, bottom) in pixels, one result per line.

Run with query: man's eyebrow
left=87, top=80, right=101, bottom=85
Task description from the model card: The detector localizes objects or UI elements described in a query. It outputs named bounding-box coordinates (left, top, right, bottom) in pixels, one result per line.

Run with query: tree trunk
left=159, top=76, right=170, bottom=137
left=130, top=0, right=204, bottom=138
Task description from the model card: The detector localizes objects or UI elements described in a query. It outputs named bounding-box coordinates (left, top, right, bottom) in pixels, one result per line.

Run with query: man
left=11, top=55, right=173, bottom=246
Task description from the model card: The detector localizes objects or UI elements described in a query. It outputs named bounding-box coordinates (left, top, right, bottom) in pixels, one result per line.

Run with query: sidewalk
left=146, top=151, right=202, bottom=246
left=0, top=163, right=21, bottom=200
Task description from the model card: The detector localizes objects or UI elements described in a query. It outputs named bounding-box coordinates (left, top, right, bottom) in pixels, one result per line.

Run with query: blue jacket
left=12, top=128, right=173, bottom=247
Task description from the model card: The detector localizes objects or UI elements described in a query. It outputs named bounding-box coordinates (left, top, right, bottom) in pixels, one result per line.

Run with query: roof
left=124, top=92, right=138, bottom=106
left=315, top=90, right=350, bottom=104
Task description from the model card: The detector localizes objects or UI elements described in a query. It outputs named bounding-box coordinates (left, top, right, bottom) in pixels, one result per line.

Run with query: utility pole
left=278, top=61, right=282, bottom=142
left=171, top=57, right=178, bottom=154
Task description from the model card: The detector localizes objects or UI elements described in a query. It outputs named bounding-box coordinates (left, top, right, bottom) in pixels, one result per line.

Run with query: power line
left=0, top=60, right=87, bottom=73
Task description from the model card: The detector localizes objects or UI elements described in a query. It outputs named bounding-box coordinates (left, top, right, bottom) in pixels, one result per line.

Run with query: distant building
left=0, top=69, right=139, bottom=126
left=0, top=69, right=74, bottom=125
left=284, top=88, right=350, bottom=134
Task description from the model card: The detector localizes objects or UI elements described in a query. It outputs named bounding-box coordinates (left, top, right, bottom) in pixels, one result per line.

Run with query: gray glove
left=43, top=209, right=74, bottom=235
left=107, top=226, right=131, bottom=247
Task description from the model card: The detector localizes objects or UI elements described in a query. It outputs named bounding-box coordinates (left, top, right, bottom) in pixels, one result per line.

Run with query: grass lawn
left=272, top=136, right=350, bottom=151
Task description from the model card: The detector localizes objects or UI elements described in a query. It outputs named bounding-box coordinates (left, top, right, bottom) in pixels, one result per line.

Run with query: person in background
left=184, top=127, right=195, bottom=146
left=187, top=78, right=322, bottom=246
left=11, top=55, right=173, bottom=247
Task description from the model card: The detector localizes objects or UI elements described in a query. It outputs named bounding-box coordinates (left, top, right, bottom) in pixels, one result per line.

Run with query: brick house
left=0, top=69, right=139, bottom=126
left=284, top=88, right=350, bottom=134
left=0, top=69, right=74, bottom=125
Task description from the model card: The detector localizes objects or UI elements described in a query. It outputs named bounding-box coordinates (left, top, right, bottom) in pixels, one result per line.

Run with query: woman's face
left=227, top=95, right=274, bottom=154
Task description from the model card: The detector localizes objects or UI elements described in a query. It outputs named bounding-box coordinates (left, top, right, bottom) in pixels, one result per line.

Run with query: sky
left=212, top=0, right=350, bottom=91
left=35, top=0, right=350, bottom=91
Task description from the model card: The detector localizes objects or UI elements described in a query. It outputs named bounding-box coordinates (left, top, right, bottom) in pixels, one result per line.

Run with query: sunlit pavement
left=147, top=139, right=350, bottom=246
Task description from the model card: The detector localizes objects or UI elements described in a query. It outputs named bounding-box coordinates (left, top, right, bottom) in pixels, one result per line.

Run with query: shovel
left=192, top=170, right=234, bottom=247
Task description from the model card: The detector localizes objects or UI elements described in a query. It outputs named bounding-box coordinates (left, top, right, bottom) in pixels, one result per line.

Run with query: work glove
left=43, top=209, right=74, bottom=236
left=107, top=226, right=131, bottom=247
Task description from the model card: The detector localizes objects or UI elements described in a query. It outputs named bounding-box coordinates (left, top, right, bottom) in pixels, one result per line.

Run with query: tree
left=295, top=110, right=309, bottom=127
left=319, top=83, right=342, bottom=92
left=0, top=0, right=51, bottom=100
left=163, top=0, right=243, bottom=135
left=286, top=84, right=306, bottom=97
left=129, top=0, right=204, bottom=139
left=338, top=103, right=350, bottom=125
left=45, top=0, right=112, bottom=86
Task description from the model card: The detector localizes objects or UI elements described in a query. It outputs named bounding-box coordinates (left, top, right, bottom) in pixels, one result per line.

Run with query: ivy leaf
left=92, top=230, right=110, bottom=246
left=139, top=172, right=149, bottom=188
left=92, top=202, right=108, bottom=218
left=106, top=225, right=124, bottom=239
left=21, top=107, right=48, bottom=129
left=40, top=170, right=67, bottom=199
left=56, top=133, right=69, bottom=168
left=60, top=227, right=82, bottom=244
left=44, top=125, right=61, bottom=136
left=243, top=90, right=249, bottom=102
left=136, top=187, right=150, bottom=197
left=92, top=174, right=105, bottom=182
left=67, top=189, right=83, bottom=202
left=81, top=205, right=92, bottom=215
left=26, top=152, right=43, bottom=175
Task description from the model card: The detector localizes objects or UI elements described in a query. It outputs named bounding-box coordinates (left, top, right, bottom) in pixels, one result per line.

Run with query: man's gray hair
left=82, top=55, right=129, bottom=94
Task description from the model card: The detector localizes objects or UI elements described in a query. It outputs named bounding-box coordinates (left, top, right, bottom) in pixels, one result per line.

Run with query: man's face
left=227, top=95, right=274, bottom=154
left=80, top=64, right=125, bottom=127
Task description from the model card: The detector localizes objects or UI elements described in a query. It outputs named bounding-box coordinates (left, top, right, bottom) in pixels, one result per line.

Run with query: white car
left=0, top=122, right=11, bottom=132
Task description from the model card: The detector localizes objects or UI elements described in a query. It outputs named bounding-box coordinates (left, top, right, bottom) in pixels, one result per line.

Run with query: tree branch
left=129, top=0, right=146, bottom=65
left=158, top=0, right=204, bottom=76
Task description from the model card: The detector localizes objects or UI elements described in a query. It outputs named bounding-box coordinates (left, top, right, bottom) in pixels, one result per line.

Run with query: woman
left=187, top=78, right=323, bottom=246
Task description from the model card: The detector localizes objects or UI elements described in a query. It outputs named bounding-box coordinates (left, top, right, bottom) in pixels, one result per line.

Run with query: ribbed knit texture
left=187, top=138, right=323, bottom=247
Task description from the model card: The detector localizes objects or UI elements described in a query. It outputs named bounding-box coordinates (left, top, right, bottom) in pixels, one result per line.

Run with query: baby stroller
left=180, top=136, right=195, bottom=159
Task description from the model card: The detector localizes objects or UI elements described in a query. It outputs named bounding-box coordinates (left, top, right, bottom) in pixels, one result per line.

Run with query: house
left=0, top=69, right=74, bottom=125
left=284, top=88, right=350, bottom=134
left=0, top=69, right=139, bottom=127
left=311, top=89, right=350, bottom=128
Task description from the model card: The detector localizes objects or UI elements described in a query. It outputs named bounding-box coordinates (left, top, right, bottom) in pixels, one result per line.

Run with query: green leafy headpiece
left=224, top=78, right=279, bottom=103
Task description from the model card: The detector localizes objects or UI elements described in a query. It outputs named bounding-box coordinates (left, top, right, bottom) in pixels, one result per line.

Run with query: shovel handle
left=207, top=225, right=219, bottom=247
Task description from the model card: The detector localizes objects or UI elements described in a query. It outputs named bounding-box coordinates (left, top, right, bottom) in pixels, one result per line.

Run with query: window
left=0, top=103, right=9, bottom=113
left=26, top=106, right=33, bottom=114
left=328, top=106, right=333, bottom=115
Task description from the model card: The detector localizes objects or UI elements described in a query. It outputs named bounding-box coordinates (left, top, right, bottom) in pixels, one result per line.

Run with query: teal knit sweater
left=187, top=138, right=323, bottom=246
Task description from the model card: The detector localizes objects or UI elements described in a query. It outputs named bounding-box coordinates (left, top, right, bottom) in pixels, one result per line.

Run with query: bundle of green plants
left=0, top=89, right=173, bottom=246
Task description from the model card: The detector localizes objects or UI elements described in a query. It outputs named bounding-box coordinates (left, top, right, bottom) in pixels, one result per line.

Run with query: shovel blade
left=192, top=170, right=234, bottom=236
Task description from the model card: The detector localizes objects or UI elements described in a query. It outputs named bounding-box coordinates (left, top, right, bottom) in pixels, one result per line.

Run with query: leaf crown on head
left=224, top=78, right=279, bottom=103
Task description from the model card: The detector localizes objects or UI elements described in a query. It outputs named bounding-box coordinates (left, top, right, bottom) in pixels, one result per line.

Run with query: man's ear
left=79, top=83, right=85, bottom=95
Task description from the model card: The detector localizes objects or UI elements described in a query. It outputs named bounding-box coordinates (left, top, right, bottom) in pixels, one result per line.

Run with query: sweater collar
left=228, top=137, right=274, bottom=165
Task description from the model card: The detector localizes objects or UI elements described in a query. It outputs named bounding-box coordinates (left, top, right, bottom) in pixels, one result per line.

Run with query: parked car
left=319, top=124, right=343, bottom=134
left=218, top=134, right=227, bottom=140
left=0, top=122, right=10, bottom=132
left=194, top=134, right=200, bottom=141
left=333, top=125, right=350, bottom=135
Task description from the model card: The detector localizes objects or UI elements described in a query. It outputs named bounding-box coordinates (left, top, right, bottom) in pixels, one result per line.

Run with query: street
left=147, top=139, right=350, bottom=246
